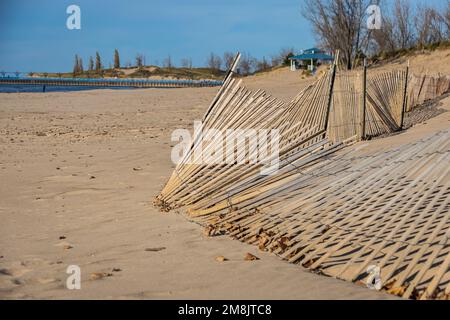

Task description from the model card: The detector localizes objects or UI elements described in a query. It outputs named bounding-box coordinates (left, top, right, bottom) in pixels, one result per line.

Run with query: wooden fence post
left=361, top=58, right=367, bottom=140
left=400, top=60, right=410, bottom=130
left=323, top=52, right=338, bottom=138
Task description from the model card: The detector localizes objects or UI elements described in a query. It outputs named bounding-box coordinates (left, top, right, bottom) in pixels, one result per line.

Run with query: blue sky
left=0, top=0, right=447, bottom=72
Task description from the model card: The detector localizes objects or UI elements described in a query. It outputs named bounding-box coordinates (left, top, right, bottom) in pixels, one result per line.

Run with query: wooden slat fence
left=408, top=73, right=450, bottom=111
left=156, top=53, right=449, bottom=299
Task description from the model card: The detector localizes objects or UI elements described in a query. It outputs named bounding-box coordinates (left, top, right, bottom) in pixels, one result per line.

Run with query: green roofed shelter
left=289, top=48, right=334, bottom=71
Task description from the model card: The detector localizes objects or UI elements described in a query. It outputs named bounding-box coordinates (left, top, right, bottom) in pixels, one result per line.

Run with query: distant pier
left=0, top=76, right=223, bottom=89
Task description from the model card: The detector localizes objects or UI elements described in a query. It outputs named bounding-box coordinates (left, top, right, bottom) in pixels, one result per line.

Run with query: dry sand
left=1, top=48, right=449, bottom=299
left=378, top=47, right=450, bottom=76
left=0, top=87, right=397, bottom=300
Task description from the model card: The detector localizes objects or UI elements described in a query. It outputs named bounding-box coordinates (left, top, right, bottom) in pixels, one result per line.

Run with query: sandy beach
left=0, top=78, right=407, bottom=299
left=1, top=47, right=449, bottom=299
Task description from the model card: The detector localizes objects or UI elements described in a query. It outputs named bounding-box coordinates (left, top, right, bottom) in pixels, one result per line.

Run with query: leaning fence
left=408, top=73, right=450, bottom=111
left=328, top=66, right=408, bottom=143
left=155, top=53, right=450, bottom=300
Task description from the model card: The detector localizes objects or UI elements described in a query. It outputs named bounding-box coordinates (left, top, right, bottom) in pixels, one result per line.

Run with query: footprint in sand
left=0, top=267, right=31, bottom=277
left=0, top=264, right=32, bottom=288
left=1, top=257, right=62, bottom=292
left=55, top=241, right=74, bottom=250
left=0, top=268, right=8, bottom=276
left=0, top=277, right=23, bottom=289
left=90, top=272, right=113, bottom=280
left=145, top=247, right=166, bottom=252
left=32, top=277, right=60, bottom=285
left=52, top=188, right=109, bottom=200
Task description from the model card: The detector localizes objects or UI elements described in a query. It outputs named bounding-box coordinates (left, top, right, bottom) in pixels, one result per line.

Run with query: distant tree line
left=371, top=0, right=449, bottom=55
left=302, top=0, right=450, bottom=69
left=201, top=49, right=294, bottom=76
left=71, top=46, right=297, bottom=78
left=72, top=49, right=148, bottom=76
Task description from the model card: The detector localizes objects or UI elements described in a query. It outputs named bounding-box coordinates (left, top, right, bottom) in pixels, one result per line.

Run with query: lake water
left=0, top=84, right=139, bottom=93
